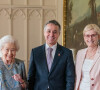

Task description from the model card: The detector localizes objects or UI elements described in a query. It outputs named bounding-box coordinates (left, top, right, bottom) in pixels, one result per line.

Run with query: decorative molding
left=0, top=8, right=10, bottom=19
left=44, top=9, right=56, bottom=19
left=0, top=0, right=62, bottom=73
left=12, top=8, right=26, bottom=20
left=28, top=9, right=41, bottom=19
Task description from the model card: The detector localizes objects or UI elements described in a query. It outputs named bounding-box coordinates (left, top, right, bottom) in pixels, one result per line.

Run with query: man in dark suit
left=28, top=20, right=75, bottom=90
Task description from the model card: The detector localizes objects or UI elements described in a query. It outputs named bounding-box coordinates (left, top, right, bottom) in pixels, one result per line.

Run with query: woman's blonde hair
left=83, top=24, right=100, bottom=35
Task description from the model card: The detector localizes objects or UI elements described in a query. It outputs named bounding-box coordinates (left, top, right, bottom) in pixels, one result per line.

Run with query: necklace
left=4, top=63, right=13, bottom=70
left=86, top=48, right=97, bottom=59
left=87, top=52, right=95, bottom=59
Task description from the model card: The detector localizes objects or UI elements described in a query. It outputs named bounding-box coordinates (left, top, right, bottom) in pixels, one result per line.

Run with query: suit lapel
left=90, top=46, right=100, bottom=71
left=39, top=44, right=49, bottom=73
left=79, top=48, right=87, bottom=75
left=49, top=44, right=63, bottom=75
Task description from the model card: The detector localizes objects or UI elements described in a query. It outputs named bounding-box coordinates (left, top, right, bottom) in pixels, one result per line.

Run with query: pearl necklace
left=4, top=63, right=13, bottom=70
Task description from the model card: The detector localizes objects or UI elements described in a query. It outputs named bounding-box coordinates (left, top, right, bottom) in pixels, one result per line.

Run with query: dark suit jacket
left=28, top=44, right=75, bottom=90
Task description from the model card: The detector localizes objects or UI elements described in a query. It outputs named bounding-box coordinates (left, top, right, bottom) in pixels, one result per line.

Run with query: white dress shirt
left=45, top=43, right=57, bottom=61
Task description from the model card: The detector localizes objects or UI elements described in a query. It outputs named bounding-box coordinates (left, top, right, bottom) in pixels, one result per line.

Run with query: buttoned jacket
left=28, top=43, right=75, bottom=90
left=75, top=46, right=100, bottom=90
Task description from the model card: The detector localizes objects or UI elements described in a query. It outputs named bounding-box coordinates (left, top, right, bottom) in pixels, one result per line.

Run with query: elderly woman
left=75, top=24, right=100, bottom=90
left=0, top=35, right=27, bottom=90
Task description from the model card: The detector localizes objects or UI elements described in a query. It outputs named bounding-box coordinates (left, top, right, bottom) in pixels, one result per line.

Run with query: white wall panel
left=43, top=0, right=56, bottom=6
left=0, top=9, right=10, bottom=38
left=12, top=9, right=26, bottom=60
left=28, top=0, right=41, bottom=5
left=0, top=0, right=10, bottom=4
left=28, top=9, right=42, bottom=60
left=0, top=0, right=63, bottom=73
left=12, top=0, right=26, bottom=5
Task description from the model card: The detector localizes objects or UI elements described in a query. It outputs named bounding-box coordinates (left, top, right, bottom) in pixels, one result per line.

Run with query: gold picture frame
left=63, top=0, right=67, bottom=47
left=63, top=0, right=100, bottom=59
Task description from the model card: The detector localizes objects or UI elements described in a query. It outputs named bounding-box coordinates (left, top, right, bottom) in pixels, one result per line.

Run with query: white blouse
left=79, top=59, right=94, bottom=90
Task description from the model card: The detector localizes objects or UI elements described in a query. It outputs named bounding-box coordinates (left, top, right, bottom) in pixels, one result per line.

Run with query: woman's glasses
left=84, top=34, right=97, bottom=38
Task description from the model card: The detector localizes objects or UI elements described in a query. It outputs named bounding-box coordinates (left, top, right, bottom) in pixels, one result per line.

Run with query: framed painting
left=63, top=0, right=100, bottom=59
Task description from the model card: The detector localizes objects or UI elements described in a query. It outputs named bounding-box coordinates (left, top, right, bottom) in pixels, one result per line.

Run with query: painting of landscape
left=65, top=0, right=100, bottom=53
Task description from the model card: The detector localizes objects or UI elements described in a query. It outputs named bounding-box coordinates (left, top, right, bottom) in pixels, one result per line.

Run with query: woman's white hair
left=83, top=24, right=100, bottom=35
left=0, top=35, right=19, bottom=51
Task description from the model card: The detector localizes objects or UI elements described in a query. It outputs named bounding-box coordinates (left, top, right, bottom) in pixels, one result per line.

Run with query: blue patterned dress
left=0, top=58, right=27, bottom=90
